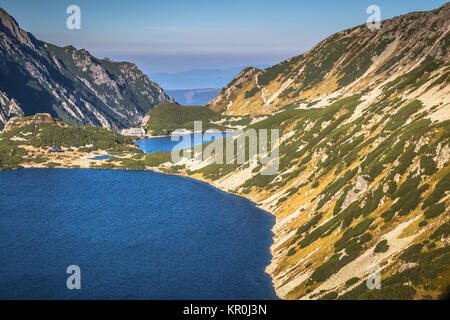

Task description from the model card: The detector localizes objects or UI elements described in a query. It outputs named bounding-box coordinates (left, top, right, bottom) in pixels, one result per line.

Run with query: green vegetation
left=244, top=86, right=261, bottom=99
left=338, top=39, right=393, bottom=87
left=345, top=277, right=360, bottom=287
left=374, top=240, right=389, bottom=253
left=430, top=222, right=450, bottom=240
left=423, top=172, right=450, bottom=209
left=287, top=248, right=297, bottom=256
left=311, top=252, right=359, bottom=283
left=0, top=144, right=26, bottom=170
left=0, top=114, right=142, bottom=170
left=2, top=116, right=135, bottom=151
left=340, top=245, right=450, bottom=300
left=319, top=291, right=338, bottom=300
left=258, top=55, right=303, bottom=86
left=424, top=202, right=446, bottom=219
left=420, top=155, right=437, bottom=175
left=143, top=102, right=222, bottom=135
left=382, top=57, right=440, bottom=97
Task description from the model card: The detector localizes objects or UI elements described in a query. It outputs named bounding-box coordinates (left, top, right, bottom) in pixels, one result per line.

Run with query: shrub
left=287, top=248, right=297, bottom=256
left=143, top=102, right=221, bottom=135
left=400, top=244, right=424, bottom=262
left=374, top=240, right=389, bottom=253
left=420, top=155, right=437, bottom=175
left=296, top=213, right=323, bottom=236
left=319, top=292, right=338, bottom=300
left=311, top=252, right=358, bottom=283
left=419, top=221, right=428, bottom=227
left=244, top=87, right=261, bottom=99
left=424, top=202, right=446, bottom=219
left=360, top=285, right=416, bottom=300
left=430, top=221, right=450, bottom=240
left=423, top=172, right=450, bottom=208
left=345, top=277, right=360, bottom=287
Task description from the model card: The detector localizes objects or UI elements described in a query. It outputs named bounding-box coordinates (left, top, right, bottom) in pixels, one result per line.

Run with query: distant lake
left=136, top=132, right=234, bottom=153
left=91, top=155, right=115, bottom=161
left=0, top=169, right=276, bottom=300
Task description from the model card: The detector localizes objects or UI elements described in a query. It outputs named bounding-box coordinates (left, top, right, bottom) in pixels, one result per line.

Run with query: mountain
left=0, top=8, right=173, bottom=131
left=209, top=4, right=449, bottom=116
left=1, top=3, right=449, bottom=300
left=150, top=4, right=450, bottom=299
left=166, top=88, right=220, bottom=106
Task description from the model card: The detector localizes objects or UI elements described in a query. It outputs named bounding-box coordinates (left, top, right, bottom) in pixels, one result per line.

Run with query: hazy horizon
left=1, top=0, right=447, bottom=74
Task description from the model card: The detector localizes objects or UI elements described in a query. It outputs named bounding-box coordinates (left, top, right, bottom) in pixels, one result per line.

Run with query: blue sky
left=0, top=0, right=447, bottom=73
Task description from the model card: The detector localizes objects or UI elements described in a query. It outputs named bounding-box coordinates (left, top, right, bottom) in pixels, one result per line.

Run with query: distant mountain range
left=0, top=8, right=173, bottom=131
left=166, top=88, right=220, bottom=106
left=150, top=65, right=270, bottom=91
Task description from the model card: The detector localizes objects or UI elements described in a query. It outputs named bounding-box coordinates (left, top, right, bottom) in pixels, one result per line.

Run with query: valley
left=0, top=3, right=449, bottom=300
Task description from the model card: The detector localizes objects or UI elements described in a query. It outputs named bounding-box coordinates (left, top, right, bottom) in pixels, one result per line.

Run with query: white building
left=121, top=127, right=146, bottom=137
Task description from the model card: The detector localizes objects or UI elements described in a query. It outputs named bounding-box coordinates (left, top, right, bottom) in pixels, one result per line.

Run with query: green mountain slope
left=0, top=113, right=143, bottom=170
left=209, top=4, right=449, bottom=117
left=145, top=3, right=450, bottom=300
left=142, top=102, right=222, bottom=135
left=0, top=2, right=449, bottom=301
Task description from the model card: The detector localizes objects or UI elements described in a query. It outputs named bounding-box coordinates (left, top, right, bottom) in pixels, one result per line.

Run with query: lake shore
left=2, top=154, right=282, bottom=299
left=3, top=133, right=281, bottom=298
left=136, top=129, right=236, bottom=141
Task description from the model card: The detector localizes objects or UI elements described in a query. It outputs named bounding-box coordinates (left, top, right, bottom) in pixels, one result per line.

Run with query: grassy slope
left=0, top=114, right=141, bottom=170
left=208, top=4, right=449, bottom=116
left=146, top=58, right=450, bottom=300
left=143, top=102, right=223, bottom=135
left=0, top=60, right=449, bottom=300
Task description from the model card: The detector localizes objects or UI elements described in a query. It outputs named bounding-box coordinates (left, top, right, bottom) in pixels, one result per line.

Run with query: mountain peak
left=0, top=8, right=174, bottom=130
left=0, top=7, right=33, bottom=47
left=0, top=7, right=16, bottom=23
left=210, top=3, right=449, bottom=116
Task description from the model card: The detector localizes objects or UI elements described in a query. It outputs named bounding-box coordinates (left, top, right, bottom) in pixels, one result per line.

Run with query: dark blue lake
left=0, top=169, right=276, bottom=300
left=135, top=132, right=234, bottom=153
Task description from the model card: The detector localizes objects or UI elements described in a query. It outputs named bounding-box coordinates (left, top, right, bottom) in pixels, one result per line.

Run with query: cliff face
left=209, top=4, right=449, bottom=117
left=0, top=8, right=173, bottom=131
left=167, top=4, right=450, bottom=300
left=0, top=90, right=24, bottom=129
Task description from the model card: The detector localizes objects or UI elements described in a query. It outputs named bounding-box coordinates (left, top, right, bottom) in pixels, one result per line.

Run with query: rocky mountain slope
left=1, top=3, right=449, bottom=300
left=209, top=4, right=449, bottom=118
left=0, top=8, right=173, bottom=131
left=156, top=4, right=450, bottom=299
left=0, top=90, right=24, bottom=126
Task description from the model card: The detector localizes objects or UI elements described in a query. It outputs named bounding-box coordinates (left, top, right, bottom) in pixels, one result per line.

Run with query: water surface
left=0, top=169, right=276, bottom=300
left=136, top=132, right=234, bottom=153
left=91, top=155, right=115, bottom=160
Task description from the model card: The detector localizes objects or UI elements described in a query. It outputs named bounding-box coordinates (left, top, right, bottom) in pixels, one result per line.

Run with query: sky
left=0, top=0, right=448, bottom=74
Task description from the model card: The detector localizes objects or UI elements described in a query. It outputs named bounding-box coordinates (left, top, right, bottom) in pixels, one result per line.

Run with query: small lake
left=0, top=169, right=277, bottom=300
left=136, top=132, right=234, bottom=153
left=91, top=155, right=115, bottom=161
